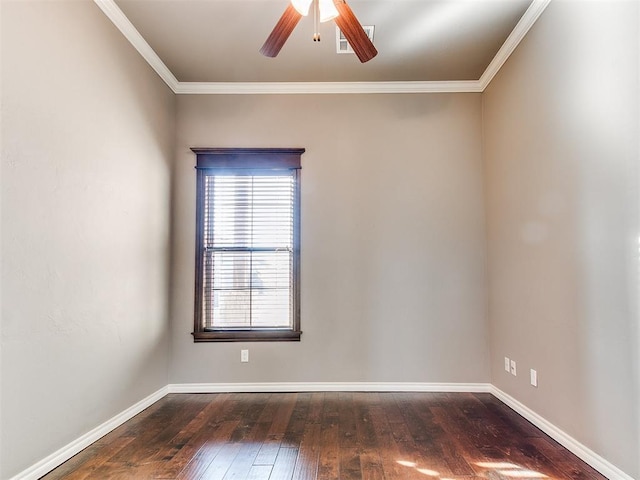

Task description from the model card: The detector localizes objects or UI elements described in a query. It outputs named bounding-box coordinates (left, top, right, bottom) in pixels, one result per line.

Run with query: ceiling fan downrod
left=313, top=0, right=320, bottom=41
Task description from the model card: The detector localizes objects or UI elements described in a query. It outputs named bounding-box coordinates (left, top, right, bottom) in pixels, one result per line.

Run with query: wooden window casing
left=192, top=148, right=303, bottom=342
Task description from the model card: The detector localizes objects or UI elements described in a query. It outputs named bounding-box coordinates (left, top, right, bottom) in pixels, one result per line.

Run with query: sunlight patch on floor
left=499, top=469, right=548, bottom=478
left=395, top=458, right=550, bottom=479
left=416, top=467, right=440, bottom=476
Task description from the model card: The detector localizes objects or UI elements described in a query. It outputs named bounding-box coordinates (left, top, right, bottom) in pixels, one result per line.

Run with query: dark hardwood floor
left=41, top=392, right=606, bottom=479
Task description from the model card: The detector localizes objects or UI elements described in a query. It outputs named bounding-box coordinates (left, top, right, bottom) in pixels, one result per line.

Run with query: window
left=192, top=148, right=303, bottom=342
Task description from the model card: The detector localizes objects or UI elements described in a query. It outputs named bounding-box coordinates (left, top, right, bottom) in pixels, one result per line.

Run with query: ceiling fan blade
left=260, top=4, right=303, bottom=58
left=333, top=0, right=377, bottom=63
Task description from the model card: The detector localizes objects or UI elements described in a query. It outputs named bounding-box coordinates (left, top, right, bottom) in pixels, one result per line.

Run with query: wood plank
left=253, top=434, right=283, bottom=466
left=266, top=393, right=297, bottom=436
left=281, top=393, right=311, bottom=448
left=221, top=442, right=263, bottom=480
left=268, top=447, right=298, bottom=480
left=253, top=392, right=297, bottom=466
left=174, top=421, right=241, bottom=480
left=153, top=394, right=235, bottom=478
left=338, top=392, right=357, bottom=449
left=198, top=443, right=242, bottom=480
left=306, top=392, right=325, bottom=424
left=41, top=392, right=608, bottom=480
left=431, top=402, right=500, bottom=476
left=107, top=394, right=210, bottom=467
left=246, top=464, right=273, bottom=480
left=359, top=449, right=386, bottom=480
left=529, top=437, right=605, bottom=480
left=316, top=422, right=339, bottom=480
left=393, top=392, right=454, bottom=477
left=316, top=392, right=340, bottom=480
left=354, top=393, right=386, bottom=480
left=291, top=422, right=321, bottom=480
left=47, top=436, right=135, bottom=480
left=338, top=446, right=362, bottom=480
left=222, top=402, right=274, bottom=480
left=368, top=403, right=415, bottom=480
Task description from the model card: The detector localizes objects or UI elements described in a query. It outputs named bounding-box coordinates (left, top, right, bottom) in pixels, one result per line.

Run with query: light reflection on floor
left=395, top=459, right=550, bottom=479
left=416, top=467, right=440, bottom=476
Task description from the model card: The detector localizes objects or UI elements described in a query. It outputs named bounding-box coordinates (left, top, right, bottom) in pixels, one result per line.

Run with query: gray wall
left=1, top=1, right=175, bottom=477
left=3, top=1, right=639, bottom=478
left=170, top=94, right=490, bottom=385
left=483, top=0, right=639, bottom=477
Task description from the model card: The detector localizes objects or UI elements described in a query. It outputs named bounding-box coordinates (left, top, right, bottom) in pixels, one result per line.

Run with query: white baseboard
left=168, top=382, right=492, bottom=394
left=10, top=383, right=634, bottom=480
left=490, top=386, right=635, bottom=480
left=8, top=386, right=169, bottom=480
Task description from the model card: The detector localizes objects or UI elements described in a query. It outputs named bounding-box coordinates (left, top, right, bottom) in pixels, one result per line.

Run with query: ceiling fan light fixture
left=262, top=0, right=376, bottom=62
left=318, top=0, right=339, bottom=22
left=291, top=0, right=313, bottom=16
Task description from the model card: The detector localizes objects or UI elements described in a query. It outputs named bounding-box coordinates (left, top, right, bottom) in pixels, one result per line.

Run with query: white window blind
left=202, top=173, right=295, bottom=330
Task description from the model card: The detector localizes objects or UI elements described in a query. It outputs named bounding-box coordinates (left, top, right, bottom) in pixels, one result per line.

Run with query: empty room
left=1, top=0, right=639, bottom=479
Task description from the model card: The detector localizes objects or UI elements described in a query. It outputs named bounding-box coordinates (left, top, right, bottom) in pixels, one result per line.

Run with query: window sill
left=192, top=330, right=302, bottom=342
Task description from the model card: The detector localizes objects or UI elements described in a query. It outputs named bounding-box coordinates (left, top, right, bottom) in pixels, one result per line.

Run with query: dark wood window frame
left=192, top=148, right=303, bottom=342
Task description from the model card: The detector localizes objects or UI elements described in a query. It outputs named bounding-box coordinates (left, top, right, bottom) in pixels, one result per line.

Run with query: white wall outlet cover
left=504, top=357, right=510, bottom=372
left=510, top=359, right=517, bottom=376
left=530, top=369, right=538, bottom=387
left=241, top=349, right=249, bottom=363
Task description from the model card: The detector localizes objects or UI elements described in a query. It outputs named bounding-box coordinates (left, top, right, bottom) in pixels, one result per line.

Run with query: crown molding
left=94, top=0, right=549, bottom=95
left=93, top=0, right=179, bottom=91
left=478, top=0, right=552, bottom=90
left=174, top=80, right=483, bottom=95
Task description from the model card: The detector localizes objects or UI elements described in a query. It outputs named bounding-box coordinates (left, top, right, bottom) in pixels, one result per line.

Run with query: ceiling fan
left=260, top=0, right=378, bottom=63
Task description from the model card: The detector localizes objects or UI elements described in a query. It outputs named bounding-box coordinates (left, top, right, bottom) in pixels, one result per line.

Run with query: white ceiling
left=96, top=0, right=550, bottom=93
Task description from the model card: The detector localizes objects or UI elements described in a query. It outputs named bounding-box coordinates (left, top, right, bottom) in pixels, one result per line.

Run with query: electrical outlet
left=510, top=359, right=517, bottom=376
left=504, top=357, right=510, bottom=372
left=241, top=349, right=249, bottom=363
left=530, top=369, right=538, bottom=387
